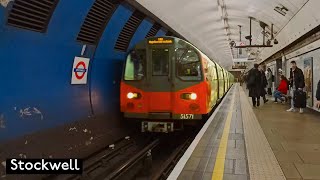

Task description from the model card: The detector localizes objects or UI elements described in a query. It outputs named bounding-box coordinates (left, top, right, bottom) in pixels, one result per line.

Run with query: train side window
left=212, top=63, right=218, bottom=79
left=124, top=50, right=146, bottom=80
left=218, top=66, right=224, bottom=80
left=176, top=49, right=202, bottom=81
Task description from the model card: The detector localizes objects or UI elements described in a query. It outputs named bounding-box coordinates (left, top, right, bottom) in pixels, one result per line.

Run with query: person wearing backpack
left=247, top=64, right=262, bottom=107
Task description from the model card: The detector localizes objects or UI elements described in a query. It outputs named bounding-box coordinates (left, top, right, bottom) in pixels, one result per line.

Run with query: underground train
left=120, top=36, right=234, bottom=132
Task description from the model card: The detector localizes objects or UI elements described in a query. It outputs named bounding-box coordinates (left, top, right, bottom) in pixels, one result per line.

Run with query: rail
left=151, top=138, right=192, bottom=180
left=44, top=135, right=135, bottom=180
left=105, top=138, right=160, bottom=180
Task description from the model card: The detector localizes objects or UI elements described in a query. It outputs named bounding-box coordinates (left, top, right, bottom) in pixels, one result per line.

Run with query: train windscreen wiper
left=177, top=49, right=190, bottom=62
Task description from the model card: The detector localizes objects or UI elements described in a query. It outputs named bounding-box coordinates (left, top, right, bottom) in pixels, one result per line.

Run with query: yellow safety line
left=211, top=89, right=235, bottom=180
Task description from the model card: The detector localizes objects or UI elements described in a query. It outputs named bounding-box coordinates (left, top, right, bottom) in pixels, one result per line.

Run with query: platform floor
left=168, top=84, right=320, bottom=180
left=254, top=92, right=320, bottom=180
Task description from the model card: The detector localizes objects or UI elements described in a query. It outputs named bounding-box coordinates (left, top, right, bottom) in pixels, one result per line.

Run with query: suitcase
left=294, top=90, right=307, bottom=108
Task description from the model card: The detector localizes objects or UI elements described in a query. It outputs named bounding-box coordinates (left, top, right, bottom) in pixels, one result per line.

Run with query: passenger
left=287, top=61, right=306, bottom=113
left=316, top=80, right=320, bottom=109
left=273, top=75, right=288, bottom=103
left=266, top=68, right=273, bottom=95
left=247, top=63, right=262, bottom=107
left=259, top=65, right=268, bottom=103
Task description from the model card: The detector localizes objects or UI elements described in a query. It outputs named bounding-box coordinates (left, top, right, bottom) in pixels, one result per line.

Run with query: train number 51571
left=180, top=114, right=194, bottom=119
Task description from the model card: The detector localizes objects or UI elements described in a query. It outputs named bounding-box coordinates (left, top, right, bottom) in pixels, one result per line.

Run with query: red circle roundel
left=74, top=61, right=87, bottom=80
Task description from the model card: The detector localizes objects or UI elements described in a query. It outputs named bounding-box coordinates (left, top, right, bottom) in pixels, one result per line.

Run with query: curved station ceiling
left=137, top=0, right=309, bottom=68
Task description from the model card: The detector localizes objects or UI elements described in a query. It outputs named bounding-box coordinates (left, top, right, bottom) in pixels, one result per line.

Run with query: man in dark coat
left=287, top=60, right=305, bottom=113
left=259, top=65, right=268, bottom=103
left=316, top=80, right=320, bottom=109
left=247, top=64, right=262, bottom=107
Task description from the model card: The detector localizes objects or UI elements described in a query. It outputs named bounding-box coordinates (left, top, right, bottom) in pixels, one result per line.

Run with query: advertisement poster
left=304, top=57, right=313, bottom=107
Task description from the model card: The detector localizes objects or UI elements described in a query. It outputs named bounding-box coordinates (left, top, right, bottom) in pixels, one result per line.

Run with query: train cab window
left=176, top=49, right=202, bottom=81
left=152, top=49, right=169, bottom=76
left=124, top=49, right=146, bottom=80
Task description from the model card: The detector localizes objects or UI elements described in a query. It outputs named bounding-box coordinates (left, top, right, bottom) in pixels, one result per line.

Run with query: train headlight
left=190, top=93, right=197, bottom=100
left=127, top=92, right=134, bottom=99
left=127, top=92, right=141, bottom=99
left=181, top=93, right=197, bottom=100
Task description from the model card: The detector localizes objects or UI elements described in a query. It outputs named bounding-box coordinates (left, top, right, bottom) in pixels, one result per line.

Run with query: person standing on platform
left=259, top=65, right=268, bottom=103
left=247, top=64, right=262, bottom=107
left=316, top=80, right=320, bottom=109
left=266, top=68, right=273, bottom=95
left=239, top=73, right=243, bottom=86
left=287, top=60, right=305, bottom=113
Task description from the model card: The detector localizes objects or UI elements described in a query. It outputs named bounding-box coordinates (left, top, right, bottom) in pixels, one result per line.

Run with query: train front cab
left=120, top=37, right=231, bottom=133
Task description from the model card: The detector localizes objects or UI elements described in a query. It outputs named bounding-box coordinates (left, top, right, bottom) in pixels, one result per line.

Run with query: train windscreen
left=176, top=48, right=202, bottom=81
left=124, top=49, right=146, bottom=80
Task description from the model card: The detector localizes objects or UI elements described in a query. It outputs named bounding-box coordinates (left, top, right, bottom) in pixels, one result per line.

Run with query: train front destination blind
left=148, top=37, right=173, bottom=44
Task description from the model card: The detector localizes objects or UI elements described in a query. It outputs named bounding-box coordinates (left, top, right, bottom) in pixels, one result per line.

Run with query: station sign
left=148, top=37, right=173, bottom=45
left=71, top=57, right=90, bottom=84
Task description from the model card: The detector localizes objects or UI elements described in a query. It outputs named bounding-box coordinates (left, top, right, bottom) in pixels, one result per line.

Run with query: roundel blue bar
left=74, top=68, right=87, bottom=73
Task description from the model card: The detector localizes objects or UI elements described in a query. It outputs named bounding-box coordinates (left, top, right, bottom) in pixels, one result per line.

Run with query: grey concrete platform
left=252, top=88, right=320, bottom=180
left=168, top=84, right=287, bottom=180
left=177, top=86, right=248, bottom=180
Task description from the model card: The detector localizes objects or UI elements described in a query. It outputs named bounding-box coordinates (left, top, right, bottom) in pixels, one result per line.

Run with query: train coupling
left=141, top=121, right=174, bottom=133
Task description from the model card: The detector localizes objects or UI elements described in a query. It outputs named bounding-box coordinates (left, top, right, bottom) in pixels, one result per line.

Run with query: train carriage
left=120, top=36, right=234, bottom=132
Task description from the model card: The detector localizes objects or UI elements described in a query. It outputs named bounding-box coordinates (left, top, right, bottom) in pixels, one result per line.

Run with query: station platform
left=168, top=84, right=320, bottom=180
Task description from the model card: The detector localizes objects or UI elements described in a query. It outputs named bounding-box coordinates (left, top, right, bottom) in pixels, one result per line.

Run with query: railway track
left=44, top=126, right=200, bottom=180
left=151, top=137, right=192, bottom=180
left=43, top=133, right=158, bottom=180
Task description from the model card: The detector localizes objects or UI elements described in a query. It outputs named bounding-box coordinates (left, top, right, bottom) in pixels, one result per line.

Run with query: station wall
left=0, top=0, right=172, bottom=142
left=284, top=40, right=320, bottom=112
left=265, top=37, right=320, bottom=112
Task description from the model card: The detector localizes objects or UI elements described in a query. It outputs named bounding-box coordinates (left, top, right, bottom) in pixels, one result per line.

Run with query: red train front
left=120, top=37, right=232, bottom=132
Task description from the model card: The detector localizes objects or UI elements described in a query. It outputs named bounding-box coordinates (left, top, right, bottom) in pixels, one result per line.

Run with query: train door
left=217, top=65, right=224, bottom=99
left=147, top=46, right=173, bottom=112
left=226, top=72, right=229, bottom=89
left=211, top=62, right=219, bottom=107
left=224, top=70, right=228, bottom=92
